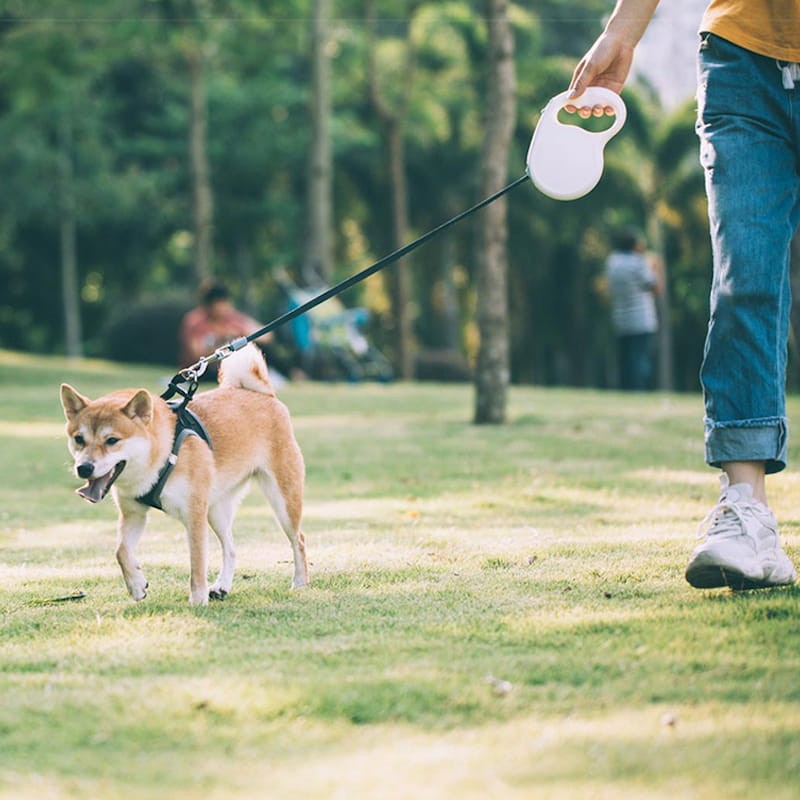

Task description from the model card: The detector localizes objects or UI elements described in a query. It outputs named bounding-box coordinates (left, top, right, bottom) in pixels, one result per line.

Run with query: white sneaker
left=685, top=476, right=797, bottom=590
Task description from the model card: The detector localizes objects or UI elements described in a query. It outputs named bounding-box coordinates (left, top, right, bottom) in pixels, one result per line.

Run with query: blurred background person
left=603, top=227, right=663, bottom=391
left=179, top=279, right=286, bottom=383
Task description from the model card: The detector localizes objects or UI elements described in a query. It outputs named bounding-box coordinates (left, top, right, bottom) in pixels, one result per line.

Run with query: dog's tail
left=218, top=343, right=275, bottom=396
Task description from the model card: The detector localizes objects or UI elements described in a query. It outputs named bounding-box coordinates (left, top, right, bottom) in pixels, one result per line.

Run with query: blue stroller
left=276, top=274, right=393, bottom=382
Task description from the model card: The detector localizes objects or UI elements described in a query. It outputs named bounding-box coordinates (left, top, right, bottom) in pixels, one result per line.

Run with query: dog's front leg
left=116, top=505, right=149, bottom=601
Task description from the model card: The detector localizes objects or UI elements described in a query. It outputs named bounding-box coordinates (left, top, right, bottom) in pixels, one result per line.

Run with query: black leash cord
left=163, top=172, right=529, bottom=402
left=244, top=173, right=528, bottom=343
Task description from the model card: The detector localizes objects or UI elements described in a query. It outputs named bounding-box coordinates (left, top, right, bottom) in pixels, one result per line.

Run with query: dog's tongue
left=77, top=476, right=112, bottom=504
left=76, top=462, right=125, bottom=503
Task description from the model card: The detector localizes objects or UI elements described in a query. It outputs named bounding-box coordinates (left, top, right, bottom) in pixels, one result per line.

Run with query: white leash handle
left=526, top=87, right=627, bottom=201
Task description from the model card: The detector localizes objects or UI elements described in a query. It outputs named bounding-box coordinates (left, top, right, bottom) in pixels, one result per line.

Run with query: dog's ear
left=122, top=390, right=153, bottom=425
left=60, top=384, right=90, bottom=421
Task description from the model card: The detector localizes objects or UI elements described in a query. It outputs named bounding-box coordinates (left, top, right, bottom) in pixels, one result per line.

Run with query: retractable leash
left=527, top=87, right=627, bottom=200
left=162, top=87, right=627, bottom=405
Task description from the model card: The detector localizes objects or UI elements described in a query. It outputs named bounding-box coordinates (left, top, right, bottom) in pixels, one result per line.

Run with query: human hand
left=566, top=0, right=659, bottom=116
left=567, top=30, right=633, bottom=118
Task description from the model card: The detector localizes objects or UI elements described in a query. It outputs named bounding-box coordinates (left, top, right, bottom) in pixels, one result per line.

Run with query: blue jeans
left=697, top=33, right=800, bottom=474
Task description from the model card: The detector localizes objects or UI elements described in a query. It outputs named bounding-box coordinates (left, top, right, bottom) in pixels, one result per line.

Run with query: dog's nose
left=77, top=462, right=94, bottom=479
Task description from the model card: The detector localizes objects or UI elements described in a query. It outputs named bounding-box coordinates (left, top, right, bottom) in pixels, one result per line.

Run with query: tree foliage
left=0, top=1, right=712, bottom=390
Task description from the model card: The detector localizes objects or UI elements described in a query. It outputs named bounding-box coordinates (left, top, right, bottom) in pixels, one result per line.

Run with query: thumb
left=568, top=61, right=592, bottom=100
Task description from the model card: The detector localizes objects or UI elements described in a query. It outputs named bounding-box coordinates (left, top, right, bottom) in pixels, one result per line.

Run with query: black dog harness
left=136, top=400, right=212, bottom=511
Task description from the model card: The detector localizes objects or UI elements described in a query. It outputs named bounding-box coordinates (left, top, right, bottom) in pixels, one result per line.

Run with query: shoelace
left=697, top=498, right=749, bottom=540
left=777, top=61, right=800, bottom=90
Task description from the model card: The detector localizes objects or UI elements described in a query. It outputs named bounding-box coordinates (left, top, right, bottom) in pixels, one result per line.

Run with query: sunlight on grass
left=55, top=704, right=787, bottom=800
left=5, top=613, right=213, bottom=677
left=3, top=519, right=115, bottom=549
left=626, top=467, right=716, bottom=487
left=0, top=421, right=65, bottom=439
left=2, top=353, right=800, bottom=799
left=314, top=705, right=794, bottom=799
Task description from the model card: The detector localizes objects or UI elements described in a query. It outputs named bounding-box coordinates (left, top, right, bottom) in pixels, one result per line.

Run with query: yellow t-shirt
left=701, top=0, right=800, bottom=62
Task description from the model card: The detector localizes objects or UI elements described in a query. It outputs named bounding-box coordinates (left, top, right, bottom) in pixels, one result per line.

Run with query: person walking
left=604, top=227, right=662, bottom=391
left=568, top=0, right=798, bottom=589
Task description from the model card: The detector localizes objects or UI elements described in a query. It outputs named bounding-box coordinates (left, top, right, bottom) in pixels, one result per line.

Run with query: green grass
left=1, top=348, right=799, bottom=799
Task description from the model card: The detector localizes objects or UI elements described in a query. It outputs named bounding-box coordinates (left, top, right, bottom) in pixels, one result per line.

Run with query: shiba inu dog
left=60, top=345, right=308, bottom=606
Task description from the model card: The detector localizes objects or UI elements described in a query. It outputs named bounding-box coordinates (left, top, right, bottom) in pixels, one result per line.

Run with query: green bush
left=102, top=292, right=193, bottom=367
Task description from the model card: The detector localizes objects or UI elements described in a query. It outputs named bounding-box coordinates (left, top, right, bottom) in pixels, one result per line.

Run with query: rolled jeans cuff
left=704, top=416, right=788, bottom=474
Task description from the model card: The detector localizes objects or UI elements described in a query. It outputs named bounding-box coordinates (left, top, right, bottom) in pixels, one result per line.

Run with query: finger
left=568, top=103, right=618, bottom=117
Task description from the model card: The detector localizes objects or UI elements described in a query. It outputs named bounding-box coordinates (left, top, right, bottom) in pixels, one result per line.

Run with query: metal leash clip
left=163, top=338, right=250, bottom=403
left=182, top=359, right=208, bottom=383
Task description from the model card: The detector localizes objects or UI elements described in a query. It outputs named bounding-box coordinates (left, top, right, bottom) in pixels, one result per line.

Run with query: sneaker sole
left=685, top=563, right=794, bottom=591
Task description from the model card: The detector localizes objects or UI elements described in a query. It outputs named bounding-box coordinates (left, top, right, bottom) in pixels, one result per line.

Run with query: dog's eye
left=74, top=435, right=85, bottom=447
left=105, top=436, right=120, bottom=446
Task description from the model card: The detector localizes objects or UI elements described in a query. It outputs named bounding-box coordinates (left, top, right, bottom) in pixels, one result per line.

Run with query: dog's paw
left=126, top=576, right=148, bottom=602
left=209, top=578, right=231, bottom=600
left=189, top=588, right=209, bottom=607
left=132, top=587, right=148, bottom=602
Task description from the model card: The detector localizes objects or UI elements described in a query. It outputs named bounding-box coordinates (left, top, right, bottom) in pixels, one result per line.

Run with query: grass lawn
left=1, top=348, right=799, bottom=799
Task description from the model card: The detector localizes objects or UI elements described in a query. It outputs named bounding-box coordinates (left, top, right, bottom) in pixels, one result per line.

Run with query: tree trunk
left=647, top=218, right=673, bottom=390
left=235, top=236, right=256, bottom=315
left=386, top=119, right=414, bottom=381
left=440, top=225, right=460, bottom=351
left=655, top=255, right=673, bottom=390
left=474, top=0, right=515, bottom=424
left=305, top=0, right=333, bottom=285
left=188, top=47, right=213, bottom=282
left=57, top=109, right=82, bottom=358
left=366, top=0, right=416, bottom=380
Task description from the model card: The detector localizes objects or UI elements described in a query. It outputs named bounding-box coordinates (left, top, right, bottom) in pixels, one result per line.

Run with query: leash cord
left=162, top=172, right=529, bottom=402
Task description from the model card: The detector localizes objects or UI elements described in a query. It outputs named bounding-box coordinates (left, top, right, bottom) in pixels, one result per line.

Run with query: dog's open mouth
left=77, top=461, right=127, bottom=504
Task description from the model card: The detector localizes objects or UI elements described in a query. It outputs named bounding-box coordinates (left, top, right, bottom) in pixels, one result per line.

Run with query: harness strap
left=136, top=402, right=212, bottom=511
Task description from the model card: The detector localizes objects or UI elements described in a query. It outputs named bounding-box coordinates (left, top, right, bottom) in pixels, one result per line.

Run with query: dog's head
left=60, top=384, right=154, bottom=503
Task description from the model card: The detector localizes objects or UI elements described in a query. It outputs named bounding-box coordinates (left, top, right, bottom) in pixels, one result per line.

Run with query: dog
left=60, top=345, right=308, bottom=605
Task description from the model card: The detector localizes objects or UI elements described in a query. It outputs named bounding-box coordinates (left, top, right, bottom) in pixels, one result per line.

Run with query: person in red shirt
left=179, top=280, right=273, bottom=377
